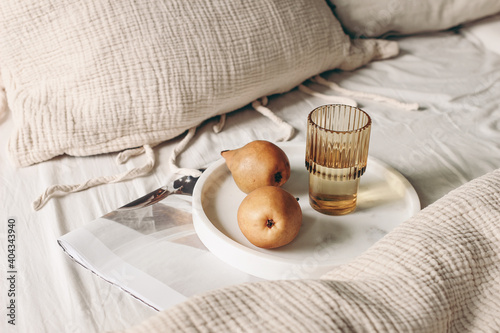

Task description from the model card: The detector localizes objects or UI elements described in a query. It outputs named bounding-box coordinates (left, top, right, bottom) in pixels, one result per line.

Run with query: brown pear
left=221, top=140, right=291, bottom=193
left=237, top=186, right=302, bottom=249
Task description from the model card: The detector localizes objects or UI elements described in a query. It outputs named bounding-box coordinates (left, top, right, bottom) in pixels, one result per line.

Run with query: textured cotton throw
left=117, top=168, right=500, bottom=332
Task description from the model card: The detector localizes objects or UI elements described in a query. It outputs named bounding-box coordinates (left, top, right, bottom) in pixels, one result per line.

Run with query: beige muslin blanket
left=119, top=168, right=500, bottom=332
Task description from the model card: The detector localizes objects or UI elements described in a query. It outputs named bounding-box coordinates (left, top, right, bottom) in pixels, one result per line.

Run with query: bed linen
left=1, top=25, right=500, bottom=333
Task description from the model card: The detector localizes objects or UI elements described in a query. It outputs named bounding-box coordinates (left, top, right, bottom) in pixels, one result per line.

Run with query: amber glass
left=306, top=104, right=371, bottom=215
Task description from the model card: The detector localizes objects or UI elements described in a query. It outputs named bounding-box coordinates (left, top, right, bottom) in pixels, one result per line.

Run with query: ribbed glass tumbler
left=306, top=104, right=371, bottom=215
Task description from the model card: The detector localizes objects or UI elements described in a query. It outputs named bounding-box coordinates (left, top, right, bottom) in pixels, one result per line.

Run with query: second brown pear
left=221, top=140, right=291, bottom=193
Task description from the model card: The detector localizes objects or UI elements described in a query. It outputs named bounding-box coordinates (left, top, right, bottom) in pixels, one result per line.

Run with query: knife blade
left=117, top=170, right=205, bottom=211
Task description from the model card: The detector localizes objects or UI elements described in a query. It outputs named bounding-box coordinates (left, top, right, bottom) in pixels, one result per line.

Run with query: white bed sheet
left=1, top=26, right=500, bottom=332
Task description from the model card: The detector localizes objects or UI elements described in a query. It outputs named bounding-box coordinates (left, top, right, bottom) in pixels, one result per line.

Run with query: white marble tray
left=192, top=143, right=420, bottom=280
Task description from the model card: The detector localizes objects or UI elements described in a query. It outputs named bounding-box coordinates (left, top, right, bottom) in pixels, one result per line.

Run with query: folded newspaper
left=57, top=191, right=260, bottom=311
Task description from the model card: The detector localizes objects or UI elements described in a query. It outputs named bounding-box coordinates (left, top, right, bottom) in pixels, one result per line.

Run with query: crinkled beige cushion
left=0, top=0, right=397, bottom=167
left=329, top=0, right=500, bottom=37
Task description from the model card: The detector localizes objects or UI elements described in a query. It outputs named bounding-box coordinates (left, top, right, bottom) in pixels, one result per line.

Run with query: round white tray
left=192, top=143, right=420, bottom=280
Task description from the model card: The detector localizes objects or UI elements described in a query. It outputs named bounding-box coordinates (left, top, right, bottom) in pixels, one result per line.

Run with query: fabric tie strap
left=212, top=114, right=227, bottom=134
left=310, top=75, right=419, bottom=111
left=251, top=97, right=295, bottom=142
left=32, top=145, right=156, bottom=211
left=167, top=127, right=204, bottom=178
left=298, top=84, right=358, bottom=107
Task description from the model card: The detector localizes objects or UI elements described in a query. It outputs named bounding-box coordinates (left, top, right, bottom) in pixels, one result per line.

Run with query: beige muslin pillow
left=0, top=0, right=398, bottom=167
left=328, top=0, right=500, bottom=37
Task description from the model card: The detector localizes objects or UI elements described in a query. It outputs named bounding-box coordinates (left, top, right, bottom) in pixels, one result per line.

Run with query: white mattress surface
left=1, top=26, right=500, bottom=332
